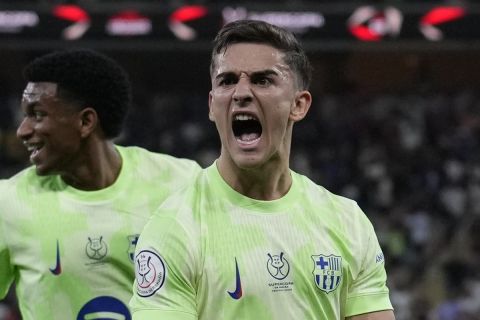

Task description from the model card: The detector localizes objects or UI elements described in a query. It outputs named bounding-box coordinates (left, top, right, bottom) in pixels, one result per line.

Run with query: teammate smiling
left=0, top=49, right=200, bottom=319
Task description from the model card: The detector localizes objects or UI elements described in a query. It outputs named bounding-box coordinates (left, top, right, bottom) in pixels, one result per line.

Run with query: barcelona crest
left=311, top=254, right=342, bottom=293
left=127, top=234, right=140, bottom=263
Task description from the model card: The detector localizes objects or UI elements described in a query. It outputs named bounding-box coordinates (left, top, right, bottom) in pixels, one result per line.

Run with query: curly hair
left=210, top=19, right=312, bottom=90
left=23, top=49, right=131, bottom=139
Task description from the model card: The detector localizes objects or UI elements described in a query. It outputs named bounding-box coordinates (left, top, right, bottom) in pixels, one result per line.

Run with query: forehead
left=212, top=43, right=289, bottom=76
left=22, top=82, right=58, bottom=103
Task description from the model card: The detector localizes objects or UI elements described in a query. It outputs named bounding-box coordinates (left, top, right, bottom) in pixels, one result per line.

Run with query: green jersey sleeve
left=0, top=181, right=14, bottom=299
left=345, top=205, right=392, bottom=316
left=130, top=190, right=200, bottom=320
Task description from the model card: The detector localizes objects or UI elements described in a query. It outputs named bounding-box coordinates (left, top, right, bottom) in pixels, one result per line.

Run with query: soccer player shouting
left=131, top=20, right=395, bottom=319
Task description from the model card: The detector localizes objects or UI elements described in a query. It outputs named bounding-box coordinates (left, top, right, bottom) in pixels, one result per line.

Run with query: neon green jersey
left=0, top=145, right=201, bottom=320
left=131, top=163, right=393, bottom=320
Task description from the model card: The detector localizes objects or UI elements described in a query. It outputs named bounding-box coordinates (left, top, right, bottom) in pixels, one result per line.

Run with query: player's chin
left=33, top=162, right=56, bottom=176
left=232, top=154, right=267, bottom=170
left=34, top=166, right=51, bottom=176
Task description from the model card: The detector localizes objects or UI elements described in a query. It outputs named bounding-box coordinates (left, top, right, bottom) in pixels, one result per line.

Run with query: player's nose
left=16, top=117, right=34, bottom=140
left=232, top=74, right=253, bottom=105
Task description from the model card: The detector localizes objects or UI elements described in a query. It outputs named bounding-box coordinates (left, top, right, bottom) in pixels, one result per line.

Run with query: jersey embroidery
left=85, top=236, right=108, bottom=261
left=135, top=250, right=166, bottom=297
left=267, top=252, right=290, bottom=280
left=312, top=254, right=342, bottom=293
left=49, top=239, right=62, bottom=276
left=127, top=234, right=139, bottom=263
left=267, top=252, right=294, bottom=293
left=227, top=258, right=243, bottom=300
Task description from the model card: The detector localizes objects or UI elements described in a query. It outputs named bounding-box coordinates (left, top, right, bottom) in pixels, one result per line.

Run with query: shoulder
left=293, top=171, right=361, bottom=213
left=145, top=169, right=206, bottom=221
left=154, top=169, right=205, bottom=212
left=139, top=176, right=204, bottom=258
left=117, top=145, right=201, bottom=175
left=292, top=171, right=374, bottom=232
left=0, top=166, right=54, bottom=195
left=0, top=167, right=60, bottom=223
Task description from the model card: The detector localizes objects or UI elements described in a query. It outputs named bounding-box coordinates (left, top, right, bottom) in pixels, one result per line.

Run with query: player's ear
left=290, top=90, right=312, bottom=122
left=208, top=91, right=215, bottom=122
left=78, top=107, right=98, bottom=138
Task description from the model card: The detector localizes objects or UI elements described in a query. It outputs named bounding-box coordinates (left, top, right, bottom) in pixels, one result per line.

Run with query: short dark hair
left=23, top=49, right=131, bottom=139
left=210, top=19, right=312, bottom=90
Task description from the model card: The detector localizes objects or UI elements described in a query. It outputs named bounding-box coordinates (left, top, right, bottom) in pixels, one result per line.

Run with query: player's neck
left=61, top=140, right=122, bottom=191
left=217, top=159, right=292, bottom=201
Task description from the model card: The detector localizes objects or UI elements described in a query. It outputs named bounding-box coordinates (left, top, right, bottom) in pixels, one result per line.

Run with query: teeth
left=25, top=144, right=40, bottom=152
left=234, top=114, right=256, bottom=121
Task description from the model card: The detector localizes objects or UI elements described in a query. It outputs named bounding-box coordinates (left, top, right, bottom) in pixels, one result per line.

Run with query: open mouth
left=25, top=143, right=44, bottom=161
left=232, top=114, right=262, bottom=143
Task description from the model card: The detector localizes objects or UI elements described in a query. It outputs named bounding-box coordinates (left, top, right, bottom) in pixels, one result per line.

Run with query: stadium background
left=1, top=1, right=480, bottom=319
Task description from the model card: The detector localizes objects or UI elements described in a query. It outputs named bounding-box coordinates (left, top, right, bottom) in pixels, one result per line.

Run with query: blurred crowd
left=1, top=83, right=480, bottom=319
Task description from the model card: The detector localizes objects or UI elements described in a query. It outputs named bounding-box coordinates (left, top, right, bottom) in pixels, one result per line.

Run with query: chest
left=202, top=209, right=361, bottom=300
left=196, top=209, right=361, bottom=319
left=4, top=196, right=151, bottom=280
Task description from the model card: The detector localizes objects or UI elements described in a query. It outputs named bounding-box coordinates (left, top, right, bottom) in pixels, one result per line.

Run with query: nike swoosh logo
left=227, top=258, right=242, bottom=299
left=49, top=240, right=62, bottom=275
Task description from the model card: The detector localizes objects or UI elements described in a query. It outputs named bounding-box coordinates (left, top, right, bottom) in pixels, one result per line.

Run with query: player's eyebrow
left=22, top=91, right=54, bottom=102
left=250, top=70, right=279, bottom=78
left=215, top=69, right=279, bottom=81
left=21, top=101, right=41, bottom=113
left=214, top=71, right=234, bottom=81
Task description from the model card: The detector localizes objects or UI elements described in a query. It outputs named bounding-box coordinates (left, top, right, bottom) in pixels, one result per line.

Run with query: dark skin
left=17, top=82, right=121, bottom=191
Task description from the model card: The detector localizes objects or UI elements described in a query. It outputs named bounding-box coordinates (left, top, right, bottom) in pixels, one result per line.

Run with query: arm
left=130, top=193, right=200, bottom=320
left=346, top=205, right=394, bottom=318
left=0, top=206, right=14, bottom=299
left=0, top=246, right=14, bottom=299
left=347, top=310, right=396, bottom=320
